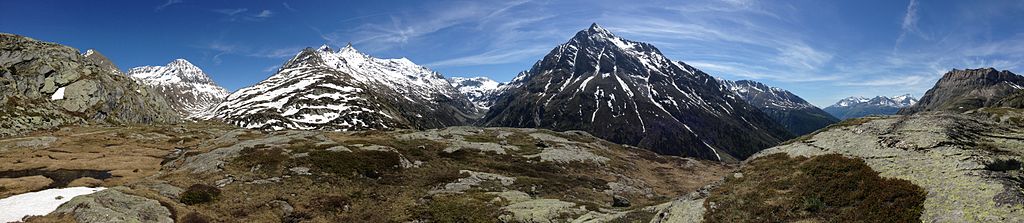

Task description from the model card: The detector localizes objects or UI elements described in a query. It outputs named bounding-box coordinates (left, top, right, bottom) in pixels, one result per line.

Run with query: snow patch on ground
left=50, top=87, right=65, bottom=100
left=0, top=187, right=106, bottom=223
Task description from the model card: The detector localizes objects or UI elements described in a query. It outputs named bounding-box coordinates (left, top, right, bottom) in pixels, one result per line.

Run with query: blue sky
left=3, top=0, right=1023, bottom=106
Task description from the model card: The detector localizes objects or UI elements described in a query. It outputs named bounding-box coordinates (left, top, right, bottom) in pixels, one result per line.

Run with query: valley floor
left=0, top=123, right=731, bottom=222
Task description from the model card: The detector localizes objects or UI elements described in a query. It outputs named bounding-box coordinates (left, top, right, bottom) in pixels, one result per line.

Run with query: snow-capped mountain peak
left=209, top=43, right=475, bottom=131
left=449, top=76, right=504, bottom=109
left=127, top=59, right=230, bottom=118
left=129, top=58, right=217, bottom=85
left=587, top=23, right=611, bottom=35
left=318, top=44, right=333, bottom=52
left=483, top=24, right=793, bottom=161
left=835, top=96, right=869, bottom=107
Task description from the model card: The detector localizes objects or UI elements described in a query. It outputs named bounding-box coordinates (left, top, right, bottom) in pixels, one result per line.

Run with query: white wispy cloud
left=895, top=0, right=921, bottom=49
left=154, top=0, right=182, bottom=11
left=255, top=10, right=274, bottom=18
left=197, top=41, right=301, bottom=64
left=836, top=75, right=927, bottom=86
left=313, top=0, right=564, bottom=68
left=214, top=8, right=248, bottom=16
left=428, top=47, right=550, bottom=67
left=282, top=2, right=297, bottom=12
left=213, top=8, right=274, bottom=21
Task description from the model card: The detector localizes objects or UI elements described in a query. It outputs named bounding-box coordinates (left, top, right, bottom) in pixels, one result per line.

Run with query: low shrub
left=302, top=150, right=400, bottom=179
left=985, top=158, right=1022, bottom=171
left=181, top=184, right=221, bottom=205
left=419, top=195, right=501, bottom=223
left=704, top=153, right=927, bottom=222
left=234, top=146, right=288, bottom=172
left=180, top=212, right=210, bottom=223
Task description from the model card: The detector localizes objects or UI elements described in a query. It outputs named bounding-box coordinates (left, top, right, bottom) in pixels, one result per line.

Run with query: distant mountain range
left=127, top=59, right=230, bottom=118
left=480, top=24, right=793, bottom=161
left=719, top=79, right=838, bottom=135
left=824, top=94, right=917, bottom=120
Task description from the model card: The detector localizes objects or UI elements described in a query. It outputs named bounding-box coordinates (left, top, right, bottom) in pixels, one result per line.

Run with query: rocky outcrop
left=53, top=187, right=174, bottom=223
left=0, top=33, right=179, bottom=136
left=754, top=112, right=1024, bottom=222
left=900, top=68, right=1024, bottom=114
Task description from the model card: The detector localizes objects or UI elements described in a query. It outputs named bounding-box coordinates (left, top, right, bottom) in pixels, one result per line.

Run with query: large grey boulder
left=53, top=187, right=174, bottom=223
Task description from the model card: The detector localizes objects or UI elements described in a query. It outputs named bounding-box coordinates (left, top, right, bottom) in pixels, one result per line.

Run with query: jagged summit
left=482, top=25, right=793, bottom=161
left=587, top=23, right=610, bottom=34
left=317, top=44, right=332, bottom=52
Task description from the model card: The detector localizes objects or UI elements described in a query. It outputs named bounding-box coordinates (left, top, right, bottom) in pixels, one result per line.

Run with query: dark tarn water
left=0, top=168, right=112, bottom=189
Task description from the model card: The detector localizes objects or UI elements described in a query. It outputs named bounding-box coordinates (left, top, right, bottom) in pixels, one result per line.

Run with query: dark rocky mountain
left=481, top=24, right=793, bottom=161
left=127, top=59, right=230, bottom=118
left=82, top=49, right=122, bottom=75
left=718, top=79, right=838, bottom=135
left=0, top=33, right=179, bottom=136
left=824, top=95, right=917, bottom=119
left=209, top=44, right=477, bottom=131
left=449, top=76, right=504, bottom=110
left=900, top=68, right=1024, bottom=114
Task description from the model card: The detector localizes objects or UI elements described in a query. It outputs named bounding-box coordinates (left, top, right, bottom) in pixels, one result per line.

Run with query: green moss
left=704, top=153, right=927, bottom=222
